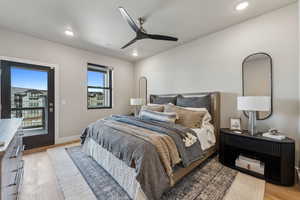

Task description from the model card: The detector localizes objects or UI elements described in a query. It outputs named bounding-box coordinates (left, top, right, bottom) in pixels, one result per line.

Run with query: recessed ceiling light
left=235, top=1, right=249, bottom=11
left=132, top=51, right=138, bottom=57
left=65, top=30, right=74, bottom=37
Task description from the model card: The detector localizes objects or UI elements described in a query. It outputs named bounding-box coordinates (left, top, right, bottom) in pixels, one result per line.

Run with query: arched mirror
left=242, top=53, right=273, bottom=120
left=139, top=76, right=147, bottom=105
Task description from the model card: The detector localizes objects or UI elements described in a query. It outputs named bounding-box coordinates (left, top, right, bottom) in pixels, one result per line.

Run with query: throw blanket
left=111, top=115, right=203, bottom=167
left=102, top=119, right=181, bottom=184
left=81, top=116, right=204, bottom=200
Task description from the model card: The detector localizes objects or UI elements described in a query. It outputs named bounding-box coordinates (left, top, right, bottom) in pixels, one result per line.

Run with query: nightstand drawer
left=224, top=134, right=280, bottom=156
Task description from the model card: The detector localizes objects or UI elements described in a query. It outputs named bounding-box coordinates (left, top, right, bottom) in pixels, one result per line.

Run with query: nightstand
left=219, top=128, right=295, bottom=186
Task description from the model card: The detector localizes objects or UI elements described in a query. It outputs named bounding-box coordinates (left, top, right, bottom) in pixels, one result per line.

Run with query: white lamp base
left=133, top=106, right=140, bottom=117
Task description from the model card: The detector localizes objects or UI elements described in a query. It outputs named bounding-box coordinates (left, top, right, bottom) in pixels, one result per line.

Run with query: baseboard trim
left=24, top=139, right=80, bottom=155
left=55, top=135, right=81, bottom=144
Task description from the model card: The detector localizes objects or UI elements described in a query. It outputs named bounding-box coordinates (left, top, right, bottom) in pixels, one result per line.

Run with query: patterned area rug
left=66, top=146, right=238, bottom=200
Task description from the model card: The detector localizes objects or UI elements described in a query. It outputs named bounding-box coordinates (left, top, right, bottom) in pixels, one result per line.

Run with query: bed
left=81, top=92, right=220, bottom=200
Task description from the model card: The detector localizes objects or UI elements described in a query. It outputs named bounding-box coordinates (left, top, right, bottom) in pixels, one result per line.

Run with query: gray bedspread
left=81, top=115, right=204, bottom=200
left=110, top=115, right=203, bottom=167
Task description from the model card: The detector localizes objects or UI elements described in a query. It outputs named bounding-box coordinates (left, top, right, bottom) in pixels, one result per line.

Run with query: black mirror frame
left=242, top=52, right=273, bottom=120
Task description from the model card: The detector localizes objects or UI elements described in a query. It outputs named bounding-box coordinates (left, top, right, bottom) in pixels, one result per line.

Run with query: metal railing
left=11, top=107, right=46, bottom=129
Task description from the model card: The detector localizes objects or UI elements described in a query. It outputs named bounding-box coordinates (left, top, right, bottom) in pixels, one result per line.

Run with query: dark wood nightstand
left=219, top=128, right=295, bottom=186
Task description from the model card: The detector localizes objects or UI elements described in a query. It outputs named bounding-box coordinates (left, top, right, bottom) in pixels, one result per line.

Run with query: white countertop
left=0, top=118, right=22, bottom=154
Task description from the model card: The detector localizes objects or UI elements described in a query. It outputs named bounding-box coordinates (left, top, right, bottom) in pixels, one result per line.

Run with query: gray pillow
left=139, top=109, right=177, bottom=123
left=150, top=95, right=177, bottom=105
left=176, top=95, right=211, bottom=112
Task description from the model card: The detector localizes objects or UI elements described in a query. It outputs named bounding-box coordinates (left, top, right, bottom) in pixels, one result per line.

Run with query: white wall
left=0, top=28, right=134, bottom=142
left=135, top=4, right=299, bottom=163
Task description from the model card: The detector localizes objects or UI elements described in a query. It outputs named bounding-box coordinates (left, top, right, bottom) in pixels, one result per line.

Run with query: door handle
left=49, top=102, right=54, bottom=112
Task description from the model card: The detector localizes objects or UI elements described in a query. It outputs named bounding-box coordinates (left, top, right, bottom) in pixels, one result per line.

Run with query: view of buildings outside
left=87, top=90, right=105, bottom=107
left=10, top=66, right=109, bottom=129
left=11, top=66, right=48, bottom=130
left=11, top=87, right=47, bottom=129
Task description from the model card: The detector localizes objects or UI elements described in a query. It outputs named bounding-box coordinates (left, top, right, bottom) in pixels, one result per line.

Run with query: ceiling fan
left=118, top=7, right=178, bottom=49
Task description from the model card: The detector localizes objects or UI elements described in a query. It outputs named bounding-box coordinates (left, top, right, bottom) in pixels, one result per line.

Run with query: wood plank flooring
left=19, top=144, right=300, bottom=200
left=20, top=151, right=64, bottom=200
left=264, top=183, right=300, bottom=200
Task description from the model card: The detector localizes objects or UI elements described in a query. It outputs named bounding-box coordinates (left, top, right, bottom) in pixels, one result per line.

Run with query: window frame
left=87, top=63, right=112, bottom=109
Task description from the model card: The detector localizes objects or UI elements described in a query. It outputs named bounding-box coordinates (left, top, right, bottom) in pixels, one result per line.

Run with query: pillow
left=164, top=103, right=207, bottom=128
left=139, top=109, right=177, bottom=123
left=183, top=107, right=212, bottom=124
left=150, top=95, right=177, bottom=105
left=176, top=95, right=211, bottom=112
left=141, top=104, right=164, bottom=112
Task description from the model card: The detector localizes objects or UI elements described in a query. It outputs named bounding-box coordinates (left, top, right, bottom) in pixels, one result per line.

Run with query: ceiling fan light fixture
left=235, top=1, right=249, bottom=11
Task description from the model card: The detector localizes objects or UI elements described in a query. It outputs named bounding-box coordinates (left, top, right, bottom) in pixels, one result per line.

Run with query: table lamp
left=237, top=96, right=271, bottom=135
left=130, top=98, right=143, bottom=117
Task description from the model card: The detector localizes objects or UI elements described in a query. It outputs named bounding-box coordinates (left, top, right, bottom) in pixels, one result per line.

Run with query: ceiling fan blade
left=118, top=7, right=139, bottom=33
left=147, top=34, right=178, bottom=41
left=121, top=37, right=137, bottom=49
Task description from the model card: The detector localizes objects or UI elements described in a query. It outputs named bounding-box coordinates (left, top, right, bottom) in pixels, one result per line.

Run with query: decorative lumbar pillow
left=139, top=109, right=177, bottom=123
left=141, top=104, right=164, bottom=112
left=164, top=103, right=207, bottom=128
left=176, top=95, right=211, bottom=113
left=150, top=95, right=177, bottom=105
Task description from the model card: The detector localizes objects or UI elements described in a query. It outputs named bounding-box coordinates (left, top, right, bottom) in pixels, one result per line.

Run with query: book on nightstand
left=235, top=155, right=265, bottom=175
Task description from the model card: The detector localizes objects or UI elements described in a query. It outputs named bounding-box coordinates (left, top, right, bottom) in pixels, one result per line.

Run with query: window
left=87, top=63, right=112, bottom=109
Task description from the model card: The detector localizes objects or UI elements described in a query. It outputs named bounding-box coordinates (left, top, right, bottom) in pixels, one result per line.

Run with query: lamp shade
left=130, top=98, right=143, bottom=106
left=237, top=96, right=271, bottom=111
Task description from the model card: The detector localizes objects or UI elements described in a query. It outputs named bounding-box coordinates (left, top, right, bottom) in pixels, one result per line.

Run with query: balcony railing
left=11, top=107, right=46, bottom=130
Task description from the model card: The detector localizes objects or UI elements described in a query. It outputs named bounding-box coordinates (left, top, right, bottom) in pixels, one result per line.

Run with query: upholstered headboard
left=149, top=92, right=221, bottom=149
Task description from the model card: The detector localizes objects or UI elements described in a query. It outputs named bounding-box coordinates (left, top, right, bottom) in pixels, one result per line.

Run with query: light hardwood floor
left=20, top=145, right=300, bottom=200
left=20, top=151, right=64, bottom=200
left=264, top=183, right=300, bottom=200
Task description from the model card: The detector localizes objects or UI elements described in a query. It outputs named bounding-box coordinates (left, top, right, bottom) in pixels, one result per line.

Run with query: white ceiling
left=0, top=0, right=296, bottom=62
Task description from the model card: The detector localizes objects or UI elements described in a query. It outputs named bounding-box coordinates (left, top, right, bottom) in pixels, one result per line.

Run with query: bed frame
left=83, top=92, right=221, bottom=199
left=149, top=92, right=221, bottom=183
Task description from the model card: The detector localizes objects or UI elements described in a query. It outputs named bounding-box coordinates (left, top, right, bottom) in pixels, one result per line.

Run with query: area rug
left=68, top=146, right=237, bottom=200
left=48, top=146, right=265, bottom=200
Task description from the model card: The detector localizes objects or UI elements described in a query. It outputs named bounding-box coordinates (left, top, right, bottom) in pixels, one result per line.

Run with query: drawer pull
left=21, top=145, right=25, bottom=152
left=8, top=160, right=24, bottom=187
left=12, top=159, right=25, bottom=172
left=10, top=145, right=21, bottom=159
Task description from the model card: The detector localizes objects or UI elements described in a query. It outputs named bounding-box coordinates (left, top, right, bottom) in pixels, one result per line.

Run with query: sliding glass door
left=1, top=60, right=55, bottom=149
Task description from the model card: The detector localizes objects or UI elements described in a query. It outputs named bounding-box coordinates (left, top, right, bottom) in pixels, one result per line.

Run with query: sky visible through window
left=11, top=67, right=105, bottom=91
left=11, top=67, right=48, bottom=90
left=88, top=71, right=105, bottom=87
